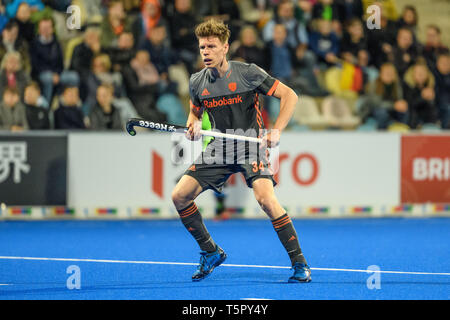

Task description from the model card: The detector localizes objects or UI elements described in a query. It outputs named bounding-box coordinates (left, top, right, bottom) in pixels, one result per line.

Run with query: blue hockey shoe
left=192, top=246, right=227, bottom=281
left=288, top=263, right=312, bottom=283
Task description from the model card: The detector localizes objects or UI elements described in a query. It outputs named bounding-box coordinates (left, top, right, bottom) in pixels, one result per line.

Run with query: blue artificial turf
left=0, top=218, right=449, bottom=300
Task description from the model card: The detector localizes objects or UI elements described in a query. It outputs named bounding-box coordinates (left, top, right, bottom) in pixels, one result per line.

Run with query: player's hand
left=186, top=120, right=202, bottom=141
left=260, top=129, right=280, bottom=149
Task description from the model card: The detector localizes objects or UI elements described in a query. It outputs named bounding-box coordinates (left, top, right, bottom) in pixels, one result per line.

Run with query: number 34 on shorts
left=251, top=160, right=271, bottom=173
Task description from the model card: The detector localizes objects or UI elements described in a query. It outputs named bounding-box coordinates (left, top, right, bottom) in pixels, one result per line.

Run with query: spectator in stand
left=167, top=0, right=199, bottom=74
left=140, top=22, right=175, bottom=80
left=0, top=86, right=28, bottom=131
left=106, top=31, right=137, bottom=72
left=11, top=1, right=35, bottom=44
left=231, top=25, right=267, bottom=69
left=340, top=18, right=368, bottom=67
left=263, top=23, right=295, bottom=122
left=0, top=20, right=31, bottom=73
left=422, top=25, right=449, bottom=70
left=403, top=59, right=438, bottom=129
left=263, top=0, right=309, bottom=49
left=295, top=0, right=314, bottom=26
left=100, top=0, right=139, bottom=51
left=265, top=23, right=294, bottom=82
left=54, top=86, right=85, bottom=129
left=358, top=62, right=408, bottom=129
left=432, top=53, right=450, bottom=129
left=390, top=27, right=421, bottom=78
left=312, top=0, right=342, bottom=36
left=0, top=51, right=30, bottom=98
left=70, top=27, right=102, bottom=80
left=70, top=27, right=102, bottom=102
left=23, top=81, right=50, bottom=129
left=335, top=0, right=363, bottom=24
left=308, top=18, right=340, bottom=68
left=135, top=0, right=162, bottom=47
left=121, top=50, right=166, bottom=121
left=84, top=53, right=125, bottom=115
left=89, top=83, right=123, bottom=130
left=366, top=12, right=398, bottom=69
left=291, top=43, right=330, bottom=97
left=30, top=18, right=79, bottom=104
left=396, top=5, right=419, bottom=38
left=193, top=0, right=242, bottom=43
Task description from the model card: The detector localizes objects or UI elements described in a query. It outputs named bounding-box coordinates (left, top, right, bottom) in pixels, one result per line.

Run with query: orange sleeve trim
left=190, top=99, right=201, bottom=110
left=267, top=79, right=280, bottom=96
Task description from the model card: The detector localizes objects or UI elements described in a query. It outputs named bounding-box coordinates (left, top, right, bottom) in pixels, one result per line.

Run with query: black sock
left=178, top=202, right=217, bottom=252
left=271, top=213, right=307, bottom=266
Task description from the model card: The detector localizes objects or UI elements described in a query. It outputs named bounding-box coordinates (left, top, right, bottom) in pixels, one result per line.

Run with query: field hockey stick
left=125, top=118, right=263, bottom=143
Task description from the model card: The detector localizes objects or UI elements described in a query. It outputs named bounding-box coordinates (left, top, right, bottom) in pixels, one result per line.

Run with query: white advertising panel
left=68, top=132, right=401, bottom=218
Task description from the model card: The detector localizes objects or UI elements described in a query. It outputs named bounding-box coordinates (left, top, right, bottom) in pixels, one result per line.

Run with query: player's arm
left=247, top=63, right=298, bottom=148
left=271, top=81, right=298, bottom=132
left=186, top=100, right=203, bottom=140
left=263, top=81, right=298, bottom=148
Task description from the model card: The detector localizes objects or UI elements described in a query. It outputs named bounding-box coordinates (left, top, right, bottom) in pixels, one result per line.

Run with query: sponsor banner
left=1, top=204, right=448, bottom=220
left=0, top=133, right=67, bottom=205
left=68, top=132, right=401, bottom=212
left=43, top=207, right=75, bottom=218
left=67, top=132, right=192, bottom=208
left=424, top=203, right=450, bottom=215
left=1, top=206, right=43, bottom=219
left=267, top=132, right=401, bottom=206
left=401, top=135, right=450, bottom=203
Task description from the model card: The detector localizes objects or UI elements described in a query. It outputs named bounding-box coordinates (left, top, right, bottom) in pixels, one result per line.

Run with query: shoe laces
left=197, top=252, right=211, bottom=270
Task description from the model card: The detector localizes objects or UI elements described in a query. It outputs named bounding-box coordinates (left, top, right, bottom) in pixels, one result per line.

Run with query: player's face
left=198, top=37, right=229, bottom=69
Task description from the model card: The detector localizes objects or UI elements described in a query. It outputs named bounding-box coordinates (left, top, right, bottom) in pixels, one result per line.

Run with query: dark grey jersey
left=189, top=61, right=279, bottom=136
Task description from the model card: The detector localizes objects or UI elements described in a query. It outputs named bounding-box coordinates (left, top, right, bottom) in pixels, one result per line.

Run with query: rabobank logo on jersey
left=203, top=95, right=243, bottom=109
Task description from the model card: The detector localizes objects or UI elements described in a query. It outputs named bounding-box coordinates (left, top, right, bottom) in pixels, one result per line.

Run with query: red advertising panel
left=401, top=135, right=450, bottom=203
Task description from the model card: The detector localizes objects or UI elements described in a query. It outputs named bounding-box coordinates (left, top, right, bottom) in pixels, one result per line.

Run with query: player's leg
left=172, top=174, right=217, bottom=253
left=172, top=171, right=228, bottom=281
left=252, top=178, right=311, bottom=282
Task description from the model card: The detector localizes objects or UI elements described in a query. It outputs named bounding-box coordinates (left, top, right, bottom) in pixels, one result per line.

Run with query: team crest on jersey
left=228, top=82, right=237, bottom=92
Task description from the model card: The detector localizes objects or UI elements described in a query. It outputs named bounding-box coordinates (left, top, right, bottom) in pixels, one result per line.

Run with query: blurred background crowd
left=0, top=0, right=448, bottom=132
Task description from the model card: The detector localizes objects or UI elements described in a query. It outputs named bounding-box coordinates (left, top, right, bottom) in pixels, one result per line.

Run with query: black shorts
left=184, top=161, right=277, bottom=193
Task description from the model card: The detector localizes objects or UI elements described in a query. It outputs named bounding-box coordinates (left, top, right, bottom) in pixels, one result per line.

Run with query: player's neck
left=212, top=58, right=229, bottom=78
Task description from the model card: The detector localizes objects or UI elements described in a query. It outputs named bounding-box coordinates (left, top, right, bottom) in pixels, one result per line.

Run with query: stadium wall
left=0, top=131, right=449, bottom=219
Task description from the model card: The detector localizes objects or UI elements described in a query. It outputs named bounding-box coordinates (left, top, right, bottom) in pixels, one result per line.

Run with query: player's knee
left=171, top=189, right=183, bottom=206
left=254, top=192, right=276, bottom=212
left=171, top=188, right=191, bottom=208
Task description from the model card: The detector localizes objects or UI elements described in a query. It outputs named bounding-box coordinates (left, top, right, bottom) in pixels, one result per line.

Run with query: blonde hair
left=92, top=53, right=111, bottom=71
left=194, top=19, right=230, bottom=44
left=0, top=51, right=22, bottom=71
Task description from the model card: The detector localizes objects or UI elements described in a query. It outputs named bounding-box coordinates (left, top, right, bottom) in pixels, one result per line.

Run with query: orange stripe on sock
left=272, top=216, right=290, bottom=228
left=274, top=219, right=291, bottom=229
left=180, top=208, right=198, bottom=218
left=179, top=203, right=197, bottom=217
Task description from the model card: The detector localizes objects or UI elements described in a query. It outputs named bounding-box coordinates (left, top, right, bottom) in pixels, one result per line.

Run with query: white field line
left=0, top=256, right=449, bottom=276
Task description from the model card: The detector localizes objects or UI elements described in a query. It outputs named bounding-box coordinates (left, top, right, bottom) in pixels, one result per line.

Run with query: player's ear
left=223, top=42, right=229, bottom=55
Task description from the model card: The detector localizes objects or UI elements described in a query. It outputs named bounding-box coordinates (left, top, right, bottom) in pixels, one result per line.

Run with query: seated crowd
left=0, top=0, right=448, bottom=132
